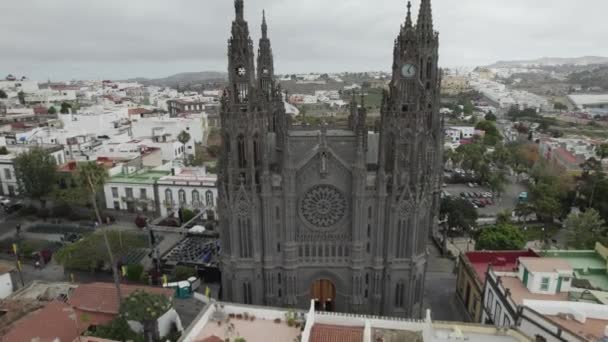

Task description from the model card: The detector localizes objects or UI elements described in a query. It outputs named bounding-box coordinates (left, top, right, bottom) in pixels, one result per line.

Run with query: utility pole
left=12, top=243, right=25, bottom=287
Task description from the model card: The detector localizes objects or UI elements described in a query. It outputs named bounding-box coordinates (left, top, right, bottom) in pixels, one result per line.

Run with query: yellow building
left=456, top=250, right=539, bottom=322
left=441, top=75, right=471, bottom=96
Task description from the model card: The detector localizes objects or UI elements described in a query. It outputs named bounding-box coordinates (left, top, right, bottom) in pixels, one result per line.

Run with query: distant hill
left=488, top=56, right=608, bottom=68
left=127, top=71, right=227, bottom=87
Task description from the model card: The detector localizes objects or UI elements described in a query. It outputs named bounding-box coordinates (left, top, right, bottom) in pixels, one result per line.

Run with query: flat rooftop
left=542, top=249, right=608, bottom=291
left=547, top=315, right=607, bottom=341
left=181, top=302, right=530, bottom=342
left=109, top=170, right=171, bottom=184
left=464, top=250, right=539, bottom=284
left=500, top=276, right=569, bottom=305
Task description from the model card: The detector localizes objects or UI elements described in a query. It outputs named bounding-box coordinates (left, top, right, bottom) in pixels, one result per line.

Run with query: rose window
left=300, top=185, right=347, bottom=228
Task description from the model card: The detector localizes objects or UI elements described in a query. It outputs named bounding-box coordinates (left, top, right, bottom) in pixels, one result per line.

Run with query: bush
left=126, top=264, right=144, bottom=282
left=52, top=203, right=73, bottom=218
left=173, top=266, right=197, bottom=281
left=19, top=205, right=38, bottom=217
left=181, top=209, right=196, bottom=223
left=36, top=208, right=50, bottom=219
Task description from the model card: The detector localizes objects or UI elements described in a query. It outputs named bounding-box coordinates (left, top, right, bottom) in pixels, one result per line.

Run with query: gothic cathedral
left=218, top=0, right=443, bottom=318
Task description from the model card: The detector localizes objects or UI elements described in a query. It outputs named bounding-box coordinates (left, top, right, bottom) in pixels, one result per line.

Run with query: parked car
left=468, top=183, right=475, bottom=188
left=4, top=201, right=23, bottom=214
left=0, top=197, right=10, bottom=207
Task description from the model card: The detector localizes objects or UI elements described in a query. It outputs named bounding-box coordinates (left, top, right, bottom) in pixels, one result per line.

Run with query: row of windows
left=111, top=187, right=215, bottom=207
left=164, top=189, right=214, bottom=207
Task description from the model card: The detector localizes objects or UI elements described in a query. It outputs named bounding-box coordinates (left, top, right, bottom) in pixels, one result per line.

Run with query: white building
left=0, top=144, right=65, bottom=197
left=103, top=164, right=217, bottom=217
left=445, top=126, right=479, bottom=143
left=156, top=167, right=217, bottom=217
left=482, top=256, right=608, bottom=341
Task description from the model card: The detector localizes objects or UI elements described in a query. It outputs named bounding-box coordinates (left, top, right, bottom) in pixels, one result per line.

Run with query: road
left=423, top=242, right=467, bottom=322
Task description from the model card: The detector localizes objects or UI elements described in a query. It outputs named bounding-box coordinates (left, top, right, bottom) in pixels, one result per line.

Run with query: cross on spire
left=405, top=1, right=413, bottom=28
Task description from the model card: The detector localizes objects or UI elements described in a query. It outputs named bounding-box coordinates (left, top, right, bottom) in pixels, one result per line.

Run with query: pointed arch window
left=385, top=132, right=395, bottom=173
left=225, top=134, right=231, bottom=153
left=243, top=281, right=252, bottom=304
left=253, top=134, right=260, bottom=167
left=192, top=190, right=200, bottom=206
left=206, top=190, right=214, bottom=207
left=178, top=189, right=186, bottom=207
left=165, top=189, right=173, bottom=206
left=395, top=281, right=405, bottom=308
left=426, top=58, right=433, bottom=79
left=237, top=134, right=246, bottom=168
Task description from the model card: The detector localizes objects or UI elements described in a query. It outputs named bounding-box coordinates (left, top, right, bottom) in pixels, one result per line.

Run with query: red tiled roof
left=310, top=324, right=364, bottom=342
left=67, top=282, right=173, bottom=315
left=2, top=301, right=88, bottom=342
left=464, top=250, right=539, bottom=284
left=128, top=108, right=151, bottom=115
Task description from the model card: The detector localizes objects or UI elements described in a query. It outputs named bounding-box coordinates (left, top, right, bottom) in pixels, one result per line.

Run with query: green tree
left=173, top=265, right=197, bottom=281
left=177, top=130, right=191, bottom=166
left=76, top=162, right=123, bottom=305
left=475, top=224, right=526, bottom=251
left=531, top=182, right=561, bottom=222
left=440, top=197, right=478, bottom=234
left=0, top=146, right=8, bottom=155
left=496, top=210, right=512, bottom=225
left=484, top=112, right=497, bottom=121
left=0, top=89, right=7, bottom=99
left=475, top=120, right=502, bottom=146
left=17, top=91, right=25, bottom=105
left=488, top=171, right=508, bottom=198
left=553, top=102, right=568, bottom=111
left=54, top=231, right=147, bottom=271
left=13, top=147, right=57, bottom=207
left=514, top=202, right=535, bottom=223
left=88, top=316, right=144, bottom=342
left=564, top=209, right=608, bottom=249
left=120, top=290, right=172, bottom=341
left=47, top=106, right=57, bottom=115
left=60, top=102, right=72, bottom=114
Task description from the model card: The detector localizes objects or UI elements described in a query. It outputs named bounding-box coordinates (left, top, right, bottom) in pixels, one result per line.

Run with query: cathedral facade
left=218, top=0, right=443, bottom=318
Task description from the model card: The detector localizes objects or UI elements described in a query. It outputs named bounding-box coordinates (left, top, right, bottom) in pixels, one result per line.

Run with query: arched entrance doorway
left=310, top=279, right=336, bottom=312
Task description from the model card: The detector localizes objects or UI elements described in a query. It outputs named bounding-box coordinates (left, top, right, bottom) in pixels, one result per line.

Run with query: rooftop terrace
left=181, top=301, right=531, bottom=342
left=542, top=243, right=608, bottom=291
left=109, top=169, right=170, bottom=184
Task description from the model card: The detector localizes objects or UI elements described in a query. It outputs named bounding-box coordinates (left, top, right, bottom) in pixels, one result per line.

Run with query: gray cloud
left=1, top=0, right=607, bottom=80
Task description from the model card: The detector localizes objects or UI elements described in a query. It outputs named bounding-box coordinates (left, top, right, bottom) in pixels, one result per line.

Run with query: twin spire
left=403, top=0, right=434, bottom=36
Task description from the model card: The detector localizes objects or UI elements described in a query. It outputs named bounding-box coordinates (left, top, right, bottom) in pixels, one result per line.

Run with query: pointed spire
left=261, top=10, right=268, bottom=38
left=405, top=1, right=413, bottom=28
left=235, top=0, right=244, bottom=21
left=417, top=0, right=434, bottom=37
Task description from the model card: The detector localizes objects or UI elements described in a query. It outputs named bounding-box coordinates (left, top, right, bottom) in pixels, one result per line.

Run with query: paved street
left=423, top=242, right=467, bottom=322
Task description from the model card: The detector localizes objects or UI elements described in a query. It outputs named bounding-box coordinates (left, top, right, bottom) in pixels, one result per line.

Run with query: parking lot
left=443, top=176, right=528, bottom=216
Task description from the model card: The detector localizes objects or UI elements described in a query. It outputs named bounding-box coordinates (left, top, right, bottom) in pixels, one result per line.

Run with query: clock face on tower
left=401, top=63, right=417, bottom=78
left=262, top=67, right=270, bottom=75
left=237, top=66, right=246, bottom=77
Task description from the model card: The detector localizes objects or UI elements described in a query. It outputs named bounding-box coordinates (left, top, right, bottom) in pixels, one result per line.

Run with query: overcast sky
left=1, top=0, right=607, bottom=81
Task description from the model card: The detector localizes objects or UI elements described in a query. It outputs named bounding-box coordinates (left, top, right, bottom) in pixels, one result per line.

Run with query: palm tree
left=177, top=130, right=191, bottom=166
left=76, top=162, right=122, bottom=304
